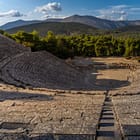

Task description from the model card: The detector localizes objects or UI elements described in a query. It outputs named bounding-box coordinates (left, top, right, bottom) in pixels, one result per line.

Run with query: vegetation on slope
left=6, top=22, right=99, bottom=36
left=1, top=29, right=140, bottom=59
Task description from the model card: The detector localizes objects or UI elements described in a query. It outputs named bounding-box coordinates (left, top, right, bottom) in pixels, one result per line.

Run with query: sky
left=0, top=0, right=140, bottom=25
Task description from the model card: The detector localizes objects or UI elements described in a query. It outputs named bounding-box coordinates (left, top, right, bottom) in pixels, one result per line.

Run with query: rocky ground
left=0, top=34, right=140, bottom=140
left=0, top=90, right=105, bottom=139
left=113, top=95, right=140, bottom=140
left=0, top=57, right=139, bottom=139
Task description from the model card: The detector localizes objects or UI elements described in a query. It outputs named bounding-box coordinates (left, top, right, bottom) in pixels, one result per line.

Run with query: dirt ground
left=0, top=57, right=138, bottom=94
left=0, top=57, right=139, bottom=139
left=69, top=57, right=139, bottom=91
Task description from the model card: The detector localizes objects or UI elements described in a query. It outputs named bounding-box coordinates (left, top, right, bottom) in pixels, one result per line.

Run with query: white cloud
left=35, top=2, right=62, bottom=19
left=111, top=5, right=130, bottom=9
left=130, top=8, right=140, bottom=11
left=96, top=5, right=140, bottom=21
left=118, top=15, right=127, bottom=21
left=0, top=10, right=24, bottom=17
left=35, top=2, right=62, bottom=14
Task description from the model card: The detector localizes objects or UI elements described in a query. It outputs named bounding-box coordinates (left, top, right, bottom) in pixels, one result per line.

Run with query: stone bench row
left=112, top=95, right=140, bottom=139
left=0, top=94, right=105, bottom=139
left=1, top=51, right=93, bottom=89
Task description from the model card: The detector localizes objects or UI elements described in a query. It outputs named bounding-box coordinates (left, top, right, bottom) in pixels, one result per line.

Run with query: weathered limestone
left=1, top=33, right=140, bottom=139
left=113, top=95, right=140, bottom=139
left=0, top=91, right=105, bottom=139
left=0, top=34, right=30, bottom=60
left=1, top=51, right=94, bottom=89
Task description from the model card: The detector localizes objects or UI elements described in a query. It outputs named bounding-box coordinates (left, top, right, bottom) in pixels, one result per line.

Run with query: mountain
left=68, top=15, right=140, bottom=29
left=6, top=22, right=99, bottom=36
left=117, top=25, right=140, bottom=32
left=62, top=15, right=140, bottom=30
left=0, top=19, right=41, bottom=30
left=45, top=18, right=62, bottom=22
left=0, top=19, right=63, bottom=30
left=2, top=15, right=140, bottom=31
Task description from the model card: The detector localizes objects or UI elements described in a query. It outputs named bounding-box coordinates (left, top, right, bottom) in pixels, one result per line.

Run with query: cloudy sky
left=0, top=0, right=140, bottom=25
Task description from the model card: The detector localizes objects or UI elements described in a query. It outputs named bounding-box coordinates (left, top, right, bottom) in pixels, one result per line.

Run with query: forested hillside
left=1, top=30, right=140, bottom=59
left=6, top=22, right=99, bottom=36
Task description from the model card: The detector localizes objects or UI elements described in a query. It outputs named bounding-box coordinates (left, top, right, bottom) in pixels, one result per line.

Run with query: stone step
left=100, top=120, right=114, bottom=126
left=96, top=96, right=120, bottom=140
left=97, top=130, right=115, bottom=137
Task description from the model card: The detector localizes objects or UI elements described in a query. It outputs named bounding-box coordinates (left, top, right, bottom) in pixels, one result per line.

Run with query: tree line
left=1, top=30, right=140, bottom=59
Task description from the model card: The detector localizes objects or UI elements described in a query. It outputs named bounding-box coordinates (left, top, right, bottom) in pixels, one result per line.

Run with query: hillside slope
left=116, top=25, right=140, bottom=32
left=1, top=51, right=94, bottom=89
left=6, top=22, right=99, bottom=36
left=0, top=20, right=40, bottom=30
left=2, top=15, right=140, bottom=31
left=0, top=34, right=94, bottom=89
left=62, top=15, right=129, bottom=29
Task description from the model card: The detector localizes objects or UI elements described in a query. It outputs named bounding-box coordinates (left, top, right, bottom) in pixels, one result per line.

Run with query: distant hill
left=1, top=15, right=140, bottom=31
left=116, top=25, right=140, bottom=33
left=6, top=22, right=99, bottom=36
left=0, top=20, right=41, bottom=30
left=62, top=15, right=127, bottom=29
left=62, top=15, right=140, bottom=30
left=107, top=25, right=140, bottom=37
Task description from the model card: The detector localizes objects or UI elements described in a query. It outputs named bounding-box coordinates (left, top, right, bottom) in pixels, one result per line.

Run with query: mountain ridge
left=1, top=14, right=140, bottom=30
left=0, top=19, right=41, bottom=30
left=6, top=22, right=99, bottom=36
